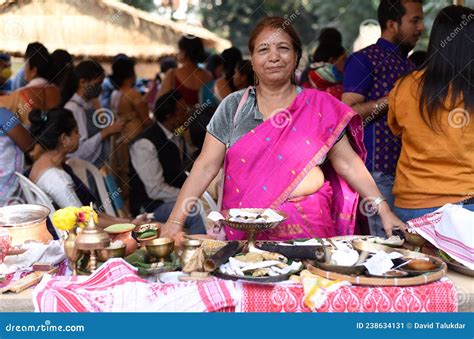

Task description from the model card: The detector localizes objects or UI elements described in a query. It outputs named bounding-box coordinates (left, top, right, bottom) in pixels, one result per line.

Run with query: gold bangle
left=169, top=219, right=185, bottom=226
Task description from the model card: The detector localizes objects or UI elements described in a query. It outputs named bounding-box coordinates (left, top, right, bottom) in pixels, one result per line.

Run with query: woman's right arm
left=6, top=124, right=35, bottom=152
left=161, top=133, right=226, bottom=239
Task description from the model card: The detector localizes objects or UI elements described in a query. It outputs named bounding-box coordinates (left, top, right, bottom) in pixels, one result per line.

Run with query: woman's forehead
left=254, top=28, right=292, bottom=47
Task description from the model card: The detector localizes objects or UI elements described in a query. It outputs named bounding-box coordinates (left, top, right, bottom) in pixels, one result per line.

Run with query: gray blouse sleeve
left=206, top=92, right=242, bottom=146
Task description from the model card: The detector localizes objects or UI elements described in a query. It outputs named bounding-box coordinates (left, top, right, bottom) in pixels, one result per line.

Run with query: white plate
left=159, top=271, right=185, bottom=283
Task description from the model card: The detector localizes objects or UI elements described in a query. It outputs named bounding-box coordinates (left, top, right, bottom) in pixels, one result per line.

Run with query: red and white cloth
left=32, top=260, right=458, bottom=313
left=33, top=259, right=240, bottom=312
left=237, top=279, right=457, bottom=312
left=407, top=204, right=474, bottom=270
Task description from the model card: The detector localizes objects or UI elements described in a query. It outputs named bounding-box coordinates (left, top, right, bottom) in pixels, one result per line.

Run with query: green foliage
left=197, top=0, right=378, bottom=54
left=197, top=0, right=461, bottom=56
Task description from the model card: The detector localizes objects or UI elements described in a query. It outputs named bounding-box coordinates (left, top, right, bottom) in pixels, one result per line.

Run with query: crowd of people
left=0, top=0, right=471, bottom=244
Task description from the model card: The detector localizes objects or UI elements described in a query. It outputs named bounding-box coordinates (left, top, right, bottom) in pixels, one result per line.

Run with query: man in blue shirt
left=342, top=0, right=424, bottom=236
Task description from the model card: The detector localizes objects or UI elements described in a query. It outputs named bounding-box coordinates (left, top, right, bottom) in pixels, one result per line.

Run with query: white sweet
left=240, top=260, right=282, bottom=272
left=261, top=209, right=284, bottom=222
left=330, top=242, right=359, bottom=266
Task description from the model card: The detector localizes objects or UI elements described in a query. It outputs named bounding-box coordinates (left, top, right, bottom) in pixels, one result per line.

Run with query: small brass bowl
left=146, top=237, right=174, bottom=262
left=97, top=244, right=127, bottom=262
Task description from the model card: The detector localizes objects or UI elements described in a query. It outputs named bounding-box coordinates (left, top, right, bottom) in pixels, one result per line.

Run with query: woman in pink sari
left=162, top=17, right=405, bottom=243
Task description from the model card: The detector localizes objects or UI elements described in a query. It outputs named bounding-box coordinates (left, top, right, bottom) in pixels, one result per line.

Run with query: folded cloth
left=407, top=204, right=474, bottom=269
left=33, top=258, right=240, bottom=312
left=0, top=240, right=65, bottom=275
left=300, top=270, right=350, bottom=311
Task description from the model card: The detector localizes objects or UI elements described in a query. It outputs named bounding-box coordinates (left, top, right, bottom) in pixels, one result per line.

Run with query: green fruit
left=138, top=230, right=157, bottom=239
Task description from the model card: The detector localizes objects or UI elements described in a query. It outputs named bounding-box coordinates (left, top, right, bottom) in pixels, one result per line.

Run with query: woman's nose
left=268, top=47, right=280, bottom=62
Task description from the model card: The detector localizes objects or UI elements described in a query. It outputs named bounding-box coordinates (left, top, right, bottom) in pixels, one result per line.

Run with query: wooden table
left=0, top=271, right=472, bottom=312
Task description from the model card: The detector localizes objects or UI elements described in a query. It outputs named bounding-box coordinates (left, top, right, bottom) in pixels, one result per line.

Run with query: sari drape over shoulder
left=222, top=88, right=366, bottom=241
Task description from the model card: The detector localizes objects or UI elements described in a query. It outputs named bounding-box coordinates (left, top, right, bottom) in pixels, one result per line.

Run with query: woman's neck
left=180, top=60, right=198, bottom=69
left=255, top=81, right=296, bottom=119
left=42, top=149, right=67, bottom=167
left=256, top=81, right=294, bottom=99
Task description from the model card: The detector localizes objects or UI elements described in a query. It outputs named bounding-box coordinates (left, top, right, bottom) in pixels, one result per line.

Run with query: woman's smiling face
left=251, top=27, right=297, bottom=86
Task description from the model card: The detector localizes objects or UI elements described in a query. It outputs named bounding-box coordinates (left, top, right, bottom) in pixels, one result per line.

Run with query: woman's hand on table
left=161, top=221, right=185, bottom=244
left=379, top=202, right=407, bottom=236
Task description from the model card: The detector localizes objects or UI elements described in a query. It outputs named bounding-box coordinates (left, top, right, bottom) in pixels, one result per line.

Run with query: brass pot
left=180, top=239, right=202, bottom=269
left=0, top=204, right=52, bottom=246
left=64, top=228, right=82, bottom=275
left=97, top=244, right=127, bottom=262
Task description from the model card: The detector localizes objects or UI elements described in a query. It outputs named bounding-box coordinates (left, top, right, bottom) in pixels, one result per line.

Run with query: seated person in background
left=0, top=107, right=34, bottom=206
left=0, top=43, right=60, bottom=126
left=28, top=108, right=147, bottom=228
left=129, top=90, right=206, bottom=235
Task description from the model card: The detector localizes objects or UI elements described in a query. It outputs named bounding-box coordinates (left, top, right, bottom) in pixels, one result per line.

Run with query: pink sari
left=222, top=88, right=366, bottom=241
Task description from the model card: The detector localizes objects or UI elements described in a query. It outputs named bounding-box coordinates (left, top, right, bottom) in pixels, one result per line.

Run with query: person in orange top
left=388, top=5, right=474, bottom=222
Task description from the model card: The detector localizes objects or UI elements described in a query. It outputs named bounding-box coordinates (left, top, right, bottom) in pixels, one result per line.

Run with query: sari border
left=270, top=111, right=355, bottom=209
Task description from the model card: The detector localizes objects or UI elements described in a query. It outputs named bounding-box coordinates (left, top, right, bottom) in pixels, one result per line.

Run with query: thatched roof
left=0, top=0, right=231, bottom=61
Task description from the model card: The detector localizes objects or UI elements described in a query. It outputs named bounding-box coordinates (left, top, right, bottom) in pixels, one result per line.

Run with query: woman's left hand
left=379, top=203, right=406, bottom=236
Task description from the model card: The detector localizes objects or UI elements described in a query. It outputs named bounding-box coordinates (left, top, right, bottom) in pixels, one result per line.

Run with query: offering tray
left=308, top=240, right=446, bottom=286
left=220, top=209, right=288, bottom=250
left=308, top=259, right=446, bottom=287
left=352, top=239, right=429, bottom=259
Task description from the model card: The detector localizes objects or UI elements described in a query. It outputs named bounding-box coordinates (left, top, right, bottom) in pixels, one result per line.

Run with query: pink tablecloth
left=237, top=280, right=457, bottom=312
left=31, top=259, right=458, bottom=313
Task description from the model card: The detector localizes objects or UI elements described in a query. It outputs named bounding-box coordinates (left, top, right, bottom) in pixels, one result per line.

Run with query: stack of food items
left=219, top=250, right=302, bottom=278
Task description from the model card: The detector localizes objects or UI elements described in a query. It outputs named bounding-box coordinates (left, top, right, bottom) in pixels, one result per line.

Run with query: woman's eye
left=258, top=48, right=268, bottom=54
